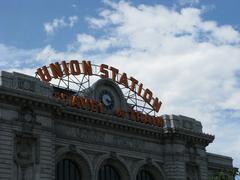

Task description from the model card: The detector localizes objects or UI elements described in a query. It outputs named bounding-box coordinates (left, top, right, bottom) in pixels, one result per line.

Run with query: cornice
left=208, top=162, right=235, bottom=170
left=0, top=86, right=214, bottom=147
left=163, top=128, right=214, bottom=146
left=0, top=86, right=60, bottom=110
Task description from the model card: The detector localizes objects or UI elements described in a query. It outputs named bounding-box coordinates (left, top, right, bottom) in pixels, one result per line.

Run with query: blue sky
left=0, top=0, right=240, bottom=167
left=1, top=0, right=239, bottom=50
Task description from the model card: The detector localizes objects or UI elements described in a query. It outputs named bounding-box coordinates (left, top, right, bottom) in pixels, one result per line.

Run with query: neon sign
left=52, top=91, right=163, bottom=128
left=36, top=60, right=162, bottom=113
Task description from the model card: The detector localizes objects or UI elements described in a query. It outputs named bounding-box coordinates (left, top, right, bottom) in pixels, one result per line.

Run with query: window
left=137, top=170, right=154, bottom=180
left=56, top=159, right=81, bottom=180
left=98, top=165, right=120, bottom=180
left=186, top=164, right=199, bottom=180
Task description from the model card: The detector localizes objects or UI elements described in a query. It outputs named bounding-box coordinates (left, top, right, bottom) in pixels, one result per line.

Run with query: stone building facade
left=0, top=71, right=235, bottom=180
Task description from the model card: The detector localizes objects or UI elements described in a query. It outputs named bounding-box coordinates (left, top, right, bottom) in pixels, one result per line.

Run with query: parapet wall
left=163, top=114, right=203, bottom=133
left=0, top=71, right=52, bottom=97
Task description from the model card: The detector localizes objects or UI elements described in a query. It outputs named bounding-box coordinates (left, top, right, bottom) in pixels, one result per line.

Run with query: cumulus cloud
left=36, top=45, right=84, bottom=61
left=0, top=44, right=41, bottom=71
left=178, top=0, right=200, bottom=6
left=44, top=16, right=78, bottom=35
left=69, top=16, right=78, bottom=27
left=1, top=0, right=240, bottom=167
left=37, top=1, right=240, bottom=166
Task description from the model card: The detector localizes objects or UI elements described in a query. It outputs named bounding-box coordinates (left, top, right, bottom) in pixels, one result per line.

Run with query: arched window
left=137, top=170, right=154, bottom=180
left=98, top=165, right=120, bottom=180
left=56, top=159, right=81, bottom=180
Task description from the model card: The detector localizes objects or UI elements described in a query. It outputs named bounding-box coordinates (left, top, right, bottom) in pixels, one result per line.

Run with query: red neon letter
left=70, top=60, right=81, bottom=75
left=129, top=77, right=138, bottom=91
left=109, top=66, right=119, bottom=81
left=82, top=60, right=93, bottom=75
left=119, top=73, right=129, bottom=88
left=152, top=98, right=162, bottom=112
left=143, top=88, right=153, bottom=104
left=37, top=66, right=52, bottom=82
left=49, top=62, right=63, bottom=78
left=100, top=64, right=109, bottom=78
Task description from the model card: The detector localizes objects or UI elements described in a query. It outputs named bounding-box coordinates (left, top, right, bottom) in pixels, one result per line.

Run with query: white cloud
left=75, top=34, right=118, bottom=52
left=1, top=1, right=240, bottom=167
left=69, top=16, right=78, bottom=27
left=0, top=43, right=40, bottom=70
left=38, top=1, right=240, bottom=166
left=36, top=45, right=83, bottom=61
left=44, top=16, right=78, bottom=35
left=178, top=0, right=200, bottom=6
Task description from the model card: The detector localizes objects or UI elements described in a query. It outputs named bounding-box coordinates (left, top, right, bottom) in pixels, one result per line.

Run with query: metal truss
left=35, top=62, right=156, bottom=116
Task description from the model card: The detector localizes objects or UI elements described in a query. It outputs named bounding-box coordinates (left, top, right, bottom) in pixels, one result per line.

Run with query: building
left=0, top=67, right=236, bottom=180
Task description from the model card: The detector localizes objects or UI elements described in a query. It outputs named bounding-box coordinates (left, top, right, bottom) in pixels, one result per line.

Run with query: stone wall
left=0, top=71, right=235, bottom=180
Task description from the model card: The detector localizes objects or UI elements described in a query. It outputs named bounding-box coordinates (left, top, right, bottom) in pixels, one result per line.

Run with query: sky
left=0, top=0, right=240, bottom=167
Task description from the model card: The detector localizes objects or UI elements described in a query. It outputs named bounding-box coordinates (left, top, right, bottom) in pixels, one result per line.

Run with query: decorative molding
left=13, top=132, right=40, bottom=180
left=110, top=151, right=117, bottom=159
left=17, top=78, right=35, bottom=92
left=146, top=157, right=153, bottom=166
left=0, top=86, right=214, bottom=148
left=14, top=132, right=40, bottom=165
left=69, top=144, right=77, bottom=152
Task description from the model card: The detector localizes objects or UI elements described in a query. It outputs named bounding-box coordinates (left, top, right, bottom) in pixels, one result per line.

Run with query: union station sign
left=36, top=60, right=163, bottom=127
